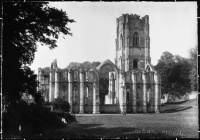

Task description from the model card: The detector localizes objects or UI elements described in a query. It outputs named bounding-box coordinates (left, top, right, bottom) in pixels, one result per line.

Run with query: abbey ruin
left=38, top=14, right=161, bottom=114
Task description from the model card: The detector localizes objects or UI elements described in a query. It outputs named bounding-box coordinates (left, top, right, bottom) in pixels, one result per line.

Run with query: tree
left=3, top=101, right=66, bottom=138
left=155, top=52, right=175, bottom=95
left=188, top=46, right=198, bottom=91
left=66, top=61, right=100, bottom=69
left=3, top=2, right=75, bottom=106
left=51, top=97, right=71, bottom=113
left=155, top=51, right=191, bottom=97
left=160, top=51, right=175, bottom=62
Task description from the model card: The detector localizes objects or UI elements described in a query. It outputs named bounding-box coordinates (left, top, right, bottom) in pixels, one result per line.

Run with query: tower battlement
left=116, top=14, right=149, bottom=27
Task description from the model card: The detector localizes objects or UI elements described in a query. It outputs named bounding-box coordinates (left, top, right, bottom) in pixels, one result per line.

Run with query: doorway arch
left=96, top=59, right=120, bottom=112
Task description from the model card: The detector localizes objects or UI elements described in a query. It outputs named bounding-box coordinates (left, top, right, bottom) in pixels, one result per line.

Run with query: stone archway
left=95, top=59, right=120, bottom=113
left=96, top=59, right=120, bottom=73
left=96, top=59, right=120, bottom=105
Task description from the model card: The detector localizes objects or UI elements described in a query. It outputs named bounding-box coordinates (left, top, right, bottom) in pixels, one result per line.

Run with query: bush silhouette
left=51, top=97, right=71, bottom=113
left=3, top=101, right=66, bottom=138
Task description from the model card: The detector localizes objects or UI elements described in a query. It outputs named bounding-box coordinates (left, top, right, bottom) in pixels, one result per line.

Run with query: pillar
left=68, top=69, right=73, bottom=112
left=108, top=73, right=111, bottom=104
left=79, top=69, right=84, bottom=113
left=110, top=73, right=115, bottom=104
left=123, top=87, right=127, bottom=114
left=49, top=69, right=53, bottom=102
left=64, top=70, right=68, bottom=100
left=93, top=82, right=100, bottom=114
left=158, top=75, right=161, bottom=111
left=154, top=71, right=159, bottom=113
left=146, top=73, right=150, bottom=103
left=54, top=70, right=59, bottom=99
left=142, top=71, right=147, bottom=113
left=149, top=71, right=155, bottom=112
left=132, top=71, right=137, bottom=113
left=112, top=76, right=115, bottom=104
left=115, top=73, right=119, bottom=105
left=146, top=72, right=151, bottom=112
left=136, top=72, right=142, bottom=112
left=125, top=14, right=129, bottom=72
left=119, top=71, right=126, bottom=114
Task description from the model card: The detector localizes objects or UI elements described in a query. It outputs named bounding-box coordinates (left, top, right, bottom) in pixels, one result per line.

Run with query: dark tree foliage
left=3, top=101, right=66, bottom=138
left=188, top=46, right=198, bottom=91
left=3, top=2, right=75, bottom=106
left=155, top=51, right=191, bottom=97
left=51, top=97, right=71, bottom=113
left=66, top=61, right=100, bottom=70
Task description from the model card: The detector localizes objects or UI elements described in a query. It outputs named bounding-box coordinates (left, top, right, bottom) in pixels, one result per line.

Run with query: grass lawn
left=43, top=98, right=198, bottom=139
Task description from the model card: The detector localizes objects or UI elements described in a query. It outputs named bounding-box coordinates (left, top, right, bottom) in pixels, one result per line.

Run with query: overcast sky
left=29, top=2, right=197, bottom=74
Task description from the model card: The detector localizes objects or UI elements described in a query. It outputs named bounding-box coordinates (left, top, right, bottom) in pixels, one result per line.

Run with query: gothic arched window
left=133, top=32, right=140, bottom=46
left=85, top=86, right=89, bottom=104
left=64, top=70, right=68, bottom=80
left=85, top=71, right=88, bottom=81
left=73, top=71, right=77, bottom=81
left=73, top=86, right=77, bottom=102
left=133, top=59, right=138, bottom=69
left=111, top=73, right=114, bottom=80
left=86, top=87, right=89, bottom=98
left=127, top=88, right=130, bottom=103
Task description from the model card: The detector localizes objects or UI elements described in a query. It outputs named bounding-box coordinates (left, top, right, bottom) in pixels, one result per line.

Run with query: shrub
left=3, top=101, right=66, bottom=138
left=63, top=113, right=78, bottom=124
left=51, top=97, right=71, bottom=113
left=50, top=98, right=78, bottom=124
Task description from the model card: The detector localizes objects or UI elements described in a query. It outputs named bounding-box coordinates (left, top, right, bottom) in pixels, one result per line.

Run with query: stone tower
left=38, top=13, right=161, bottom=114
left=115, top=14, right=151, bottom=72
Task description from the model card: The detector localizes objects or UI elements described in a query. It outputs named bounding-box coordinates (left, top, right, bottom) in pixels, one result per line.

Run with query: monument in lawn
left=38, top=14, right=161, bottom=114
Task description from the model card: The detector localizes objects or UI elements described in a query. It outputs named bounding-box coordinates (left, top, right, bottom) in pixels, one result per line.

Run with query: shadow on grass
left=161, top=106, right=193, bottom=113
left=42, top=123, right=183, bottom=139
left=162, top=100, right=189, bottom=106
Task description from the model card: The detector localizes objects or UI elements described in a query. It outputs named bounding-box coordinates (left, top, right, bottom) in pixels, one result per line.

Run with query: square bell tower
left=115, top=14, right=151, bottom=72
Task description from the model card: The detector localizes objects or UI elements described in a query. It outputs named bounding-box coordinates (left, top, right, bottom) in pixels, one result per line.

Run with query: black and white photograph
left=2, top=1, right=198, bottom=139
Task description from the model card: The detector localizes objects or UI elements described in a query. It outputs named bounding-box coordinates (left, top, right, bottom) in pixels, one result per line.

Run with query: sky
left=30, top=2, right=197, bottom=74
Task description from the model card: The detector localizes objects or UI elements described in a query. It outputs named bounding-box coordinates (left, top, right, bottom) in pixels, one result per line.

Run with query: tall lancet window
left=133, top=59, right=138, bottom=69
left=127, top=88, right=130, bottom=103
left=85, top=71, right=88, bottom=81
left=86, top=87, right=89, bottom=98
left=111, top=73, right=115, bottom=102
left=73, top=86, right=77, bottom=102
left=73, top=71, right=77, bottom=81
left=85, top=87, right=89, bottom=104
left=133, top=32, right=139, bottom=46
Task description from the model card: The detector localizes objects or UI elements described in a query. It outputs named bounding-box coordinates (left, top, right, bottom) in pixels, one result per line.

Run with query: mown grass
left=42, top=98, right=198, bottom=139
